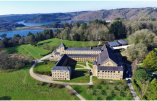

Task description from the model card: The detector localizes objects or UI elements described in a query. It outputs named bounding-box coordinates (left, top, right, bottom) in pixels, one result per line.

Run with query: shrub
left=106, top=90, right=112, bottom=96
left=86, top=89, right=94, bottom=95
left=97, top=96, right=103, bottom=100
left=95, top=89, right=101, bottom=95
left=117, top=84, right=125, bottom=91
left=67, top=89, right=74, bottom=95
left=97, top=85, right=102, bottom=89
left=108, top=84, right=115, bottom=90
left=102, top=90, right=106, bottom=95
left=56, top=84, right=63, bottom=88
left=114, top=90, right=120, bottom=96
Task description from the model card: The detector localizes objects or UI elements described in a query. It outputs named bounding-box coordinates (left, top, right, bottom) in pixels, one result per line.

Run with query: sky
left=0, top=1, right=157, bottom=15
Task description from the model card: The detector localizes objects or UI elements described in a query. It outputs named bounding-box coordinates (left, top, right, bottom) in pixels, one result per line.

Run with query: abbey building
left=51, top=43, right=123, bottom=80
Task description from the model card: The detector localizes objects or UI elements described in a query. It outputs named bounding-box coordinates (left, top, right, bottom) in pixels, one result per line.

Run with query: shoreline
left=0, top=25, right=63, bottom=33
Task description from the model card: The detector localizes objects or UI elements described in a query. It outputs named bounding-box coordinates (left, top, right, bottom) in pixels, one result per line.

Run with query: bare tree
left=131, top=59, right=138, bottom=75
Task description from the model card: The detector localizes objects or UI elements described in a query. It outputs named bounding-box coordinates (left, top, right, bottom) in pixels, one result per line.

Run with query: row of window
left=98, top=71, right=120, bottom=73
left=97, top=73, right=120, bottom=75
left=98, top=76, right=118, bottom=78
left=53, top=73, right=68, bottom=75
left=53, top=76, right=69, bottom=78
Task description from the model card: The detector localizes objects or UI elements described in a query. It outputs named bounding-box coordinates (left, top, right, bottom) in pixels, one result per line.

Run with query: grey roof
left=52, top=66, right=71, bottom=71
left=59, top=43, right=65, bottom=47
left=101, top=45, right=107, bottom=51
left=93, top=61, right=97, bottom=65
left=66, top=54, right=98, bottom=57
left=98, top=66, right=123, bottom=71
left=56, top=54, right=69, bottom=66
left=108, top=41, right=120, bottom=47
left=65, top=47, right=101, bottom=51
left=118, top=39, right=128, bottom=45
left=97, top=45, right=117, bottom=65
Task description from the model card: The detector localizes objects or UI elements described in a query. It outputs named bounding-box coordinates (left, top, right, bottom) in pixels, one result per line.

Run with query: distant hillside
left=0, top=14, right=39, bottom=23
left=72, top=7, right=157, bottom=21
left=24, top=12, right=87, bottom=23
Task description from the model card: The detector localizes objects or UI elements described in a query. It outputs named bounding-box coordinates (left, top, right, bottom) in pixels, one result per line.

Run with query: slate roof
left=60, top=43, right=65, bottom=47
left=53, top=50, right=60, bottom=55
left=52, top=66, right=71, bottom=71
left=97, top=46, right=117, bottom=65
left=108, top=41, right=120, bottom=47
left=65, top=47, right=101, bottom=51
left=56, top=54, right=69, bottom=66
left=98, top=66, right=123, bottom=71
left=66, top=54, right=98, bottom=57
left=118, top=39, right=128, bottom=45
left=93, top=61, right=97, bottom=65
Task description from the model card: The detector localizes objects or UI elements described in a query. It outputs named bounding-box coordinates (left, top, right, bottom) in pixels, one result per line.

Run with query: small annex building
left=51, top=43, right=123, bottom=80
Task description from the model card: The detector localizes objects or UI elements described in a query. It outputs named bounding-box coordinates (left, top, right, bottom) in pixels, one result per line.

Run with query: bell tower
left=93, top=61, right=98, bottom=76
left=59, top=43, right=65, bottom=55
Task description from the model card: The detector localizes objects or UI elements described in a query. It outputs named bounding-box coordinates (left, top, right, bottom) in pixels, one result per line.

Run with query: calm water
left=17, top=20, right=71, bottom=26
left=0, top=30, right=44, bottom=38
left=0, top=20, right=89, bottom=39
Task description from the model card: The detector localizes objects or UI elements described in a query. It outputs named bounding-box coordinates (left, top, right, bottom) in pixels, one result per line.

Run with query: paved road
left=127, top=78, right=141, bottom=100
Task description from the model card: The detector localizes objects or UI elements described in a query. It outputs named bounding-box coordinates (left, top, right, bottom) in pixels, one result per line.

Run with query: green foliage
left=81, top=23, right=87, bottom=30
left=109, top=20, right=125, bottom=39
left=151, top=18, right=156, bottom=21
left=133, top=69, right=150, bottom=84
left=41, top=21, right=64, bottom=28
left=145, top=78, right=157, bottom=100
left=0, top=33, right=7, bottom=38
left=143, top=50, right=157, bottom=71
left=75, top=22, right=80, bottom=27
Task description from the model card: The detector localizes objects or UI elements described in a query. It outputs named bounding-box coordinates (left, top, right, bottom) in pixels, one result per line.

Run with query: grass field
left=15, top=27, right=28, bottom=30
left=55, top=69, right=90, bottom=83
left=0, top=65, right=79, bottom=100
left=70, top=77, right=134, bottom=100
left=77, top=62, right=87, bottom=67
left=38, top=38, right=99, bottom=47
left=5, top=38, right=99, bottom=59
left=33, top=62, right=56, bottom=73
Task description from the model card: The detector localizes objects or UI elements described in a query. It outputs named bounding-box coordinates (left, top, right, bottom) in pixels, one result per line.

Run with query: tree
left=14, top=34, right=21, bottom=38
left=143, top=50, right=157, bottom=71
left=145, top=78, right=157, bottom=100
left=109, top=20, right=124, bottom=39
left=131, top=59, right=138, bottom=75
left=0, top=33, right=7, bottom=38
left=81, top=23, right=87, bottom=30
left=133, top=69, right=150, bottom=84
left=27, top=32, right=33, bottom=36
left=76, top=22, right=80, bottom=28
left=151, top=18, right=156, bottom=21
left=0, top=40, right=5, bottom=51
left=115, top=17, right=121, bottom=20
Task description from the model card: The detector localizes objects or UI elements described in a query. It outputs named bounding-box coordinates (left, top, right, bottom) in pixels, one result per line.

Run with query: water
left=17, top=20, right=71, bottom=26
left=0, top=20, right=89, bottom=39
left=0, top=29, right=44, bottom=38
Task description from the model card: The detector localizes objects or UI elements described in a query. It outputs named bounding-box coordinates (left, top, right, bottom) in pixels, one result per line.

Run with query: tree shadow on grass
left=37, top=41, right=52, bottom=46
left=0, top=96, right=11, bottom=100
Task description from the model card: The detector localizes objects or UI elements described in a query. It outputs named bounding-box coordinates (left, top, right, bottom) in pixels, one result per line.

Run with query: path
left=29, top=54, right=92, bottom=100
left=126, top=78, right=141, bottom=100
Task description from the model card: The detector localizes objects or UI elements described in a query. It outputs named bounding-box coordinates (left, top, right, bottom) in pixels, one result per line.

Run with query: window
left=98, top=71, right=100, bottom=72
left=58, top=76, right=59, bottom=77
left=111, top=76, right=112, bottom=78
left=103, top=73, right=104, bottom=75
left=108, top=76, right=109, bottom=78
left=67, top=74, right=68, bottom=75
left=102, top=71, right=104, bottom=72
left=105, top=76, right=106, bottom=78
left=118, top=71, right=120, bottom=73
left=103, top=76, right=104, bottom=78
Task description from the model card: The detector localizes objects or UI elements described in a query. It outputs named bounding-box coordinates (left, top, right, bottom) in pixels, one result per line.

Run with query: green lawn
left=66, top=63, right=84, bottom=69
left=55, top=69, right=90, bottom=83
left=38, top=38, right=99, bottom=47
left=4, top=45, right=29, bottom=56
left=0, top=65, right=79, bottom=100
left=77, top=62, right=87, bottom=67
left=71, top=77, right=134, bottom=100
left=5, top=38, right=99, bottom=59
left=88, top=63, right=93, bottom=69
left=33, top=62, right=56, bottom=73
left=15, top=27, right=28, bottom=30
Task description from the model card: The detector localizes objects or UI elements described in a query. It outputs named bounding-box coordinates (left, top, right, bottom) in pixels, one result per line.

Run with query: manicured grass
left=5, top=45, right=29, bottom=56
left=55, top=69, right=90, bottom=83
left=88, top=63, right=93, bottom=69
left=21, top=44, right=51, bottom=59
left=33, top=62, right=56, bottom=73
left=71, top=76, right=133, bottom=100
left=66, top=63, right=84, bottom=69
left=15, top=27, right=28, bottom=30
left=0, top=65, right=79, bottom=100
left=77, top=62, right=86, bottom=67
left=38, top=38, right=99, bottom=47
